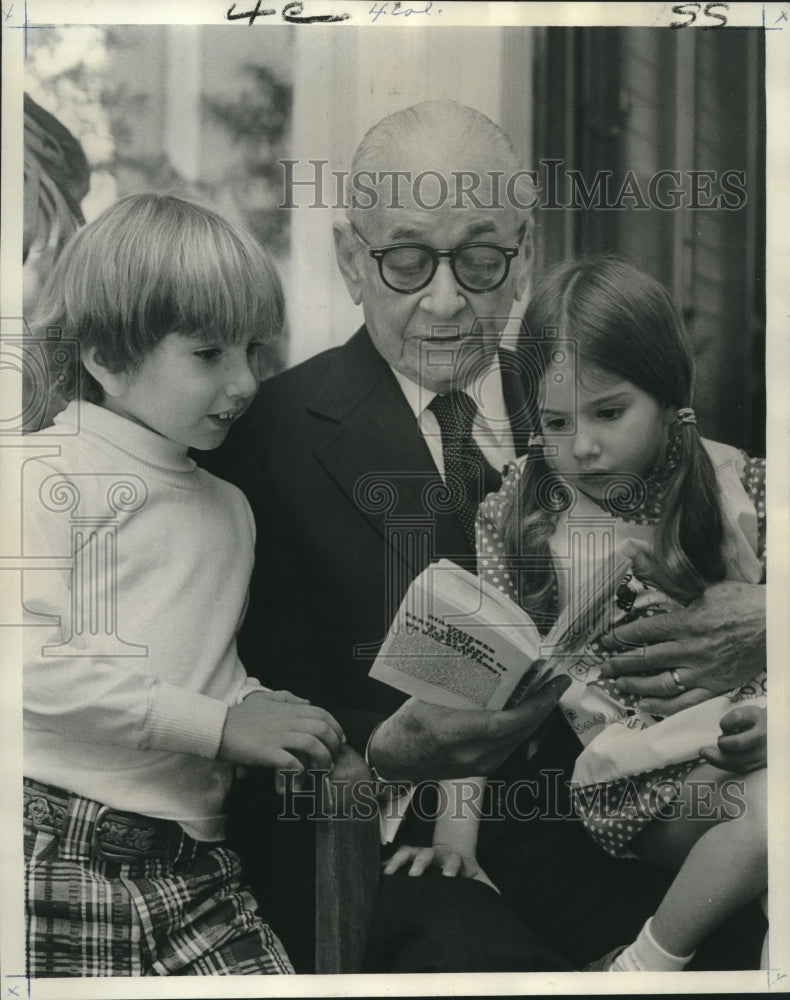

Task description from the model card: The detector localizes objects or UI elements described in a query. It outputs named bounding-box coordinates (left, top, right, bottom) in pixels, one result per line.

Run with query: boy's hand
left=217, top=690, right=344, bottom=777
left=382, top=844, right=499, bottom=894
left=699, top=704, right=767, bottom=772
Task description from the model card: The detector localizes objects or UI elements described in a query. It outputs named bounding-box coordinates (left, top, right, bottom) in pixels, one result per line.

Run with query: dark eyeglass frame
left=350, top=222, right=521, bottom=295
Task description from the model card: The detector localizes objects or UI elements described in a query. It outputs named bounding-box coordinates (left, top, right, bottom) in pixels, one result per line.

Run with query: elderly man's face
left=337, top=153, right=530, bottom=394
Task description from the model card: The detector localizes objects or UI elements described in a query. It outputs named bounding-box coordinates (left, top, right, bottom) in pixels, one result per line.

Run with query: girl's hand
left=699, top=704, right=767, bottom=772
left=382, top=844, right=499, bottom=894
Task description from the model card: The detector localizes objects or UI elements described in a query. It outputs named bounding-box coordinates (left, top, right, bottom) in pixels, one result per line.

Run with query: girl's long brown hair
left=505, top=256, right=726, bottom=620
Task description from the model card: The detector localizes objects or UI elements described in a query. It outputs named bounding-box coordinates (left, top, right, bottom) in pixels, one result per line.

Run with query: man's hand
left=217, top=690, right=345, bottom=779
left=368, top=676, right=571, bottom=783
left=699, top=704, right=767, bottom=772
left=598, top=581, right=765, bottom=716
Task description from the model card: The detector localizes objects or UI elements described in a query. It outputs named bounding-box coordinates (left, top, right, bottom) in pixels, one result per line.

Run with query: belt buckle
left=91, top=805, right=173, bottom=863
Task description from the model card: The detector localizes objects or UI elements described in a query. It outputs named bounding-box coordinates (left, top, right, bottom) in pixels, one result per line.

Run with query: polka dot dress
left=576, top=760, right=697, bottom=857
left=476, top=459, right=522, bottom=605
left=474, top=440, right=766, bottom=857
left=740, top=453, right=766, bottom=571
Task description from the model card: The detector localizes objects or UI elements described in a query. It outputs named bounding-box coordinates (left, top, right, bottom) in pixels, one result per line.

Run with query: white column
left=164, top=25, right=202, bottom=184
left=287, top=29, right=363, bottom=366
left=287, top=26, right=514, bottom=366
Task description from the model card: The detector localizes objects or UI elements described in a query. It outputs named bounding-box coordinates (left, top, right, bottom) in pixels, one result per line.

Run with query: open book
left=370, top=553, right=767, bottom=791
left=369, top=555, right=631, bottom=710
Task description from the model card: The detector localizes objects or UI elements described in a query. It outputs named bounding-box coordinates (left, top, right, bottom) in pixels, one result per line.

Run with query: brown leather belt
left=23, top=778, right=197, bottom=864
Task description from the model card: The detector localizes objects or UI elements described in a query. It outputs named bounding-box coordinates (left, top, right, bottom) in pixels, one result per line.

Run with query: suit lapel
left=309, top=328, right=471, bottom=563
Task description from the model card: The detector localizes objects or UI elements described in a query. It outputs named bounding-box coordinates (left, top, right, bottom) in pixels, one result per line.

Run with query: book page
left=369, top=559, right=549, bottom=709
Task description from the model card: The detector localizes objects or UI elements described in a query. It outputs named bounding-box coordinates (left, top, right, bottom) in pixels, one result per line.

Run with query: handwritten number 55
left=671, top=3, right=729, bottom=28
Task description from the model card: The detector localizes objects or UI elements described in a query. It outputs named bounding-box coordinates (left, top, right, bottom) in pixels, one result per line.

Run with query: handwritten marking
left=767, top=968, right=788, bottom=988
left=226, top=0, right=349, bottom=23
left=282, top=1, right=349, bottom=22
left=370, top=1, right=441, bottom=23
left=4, top=975, right=30, bottom=1000
left=2, top=0, right=29, bottom=54
left=227, top=1, right=276, bottom=23
left=762, top=2, right=788, bottom=28
left=670, top=3, right=729, bottom=28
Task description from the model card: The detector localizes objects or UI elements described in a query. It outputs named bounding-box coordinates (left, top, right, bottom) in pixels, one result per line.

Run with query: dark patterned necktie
left=428, top=391, right=503, bottom=549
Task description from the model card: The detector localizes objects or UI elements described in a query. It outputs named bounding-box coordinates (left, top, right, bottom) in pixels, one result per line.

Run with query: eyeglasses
left=350, top=223, right=521, bottom=295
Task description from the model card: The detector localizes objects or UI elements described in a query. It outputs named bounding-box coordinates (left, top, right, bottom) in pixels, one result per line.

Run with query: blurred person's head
left=23, top=93, right=90, bottom=312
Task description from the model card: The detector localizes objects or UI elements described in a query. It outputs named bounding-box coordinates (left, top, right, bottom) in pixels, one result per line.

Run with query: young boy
left=21, top=193, right=344, bottom=976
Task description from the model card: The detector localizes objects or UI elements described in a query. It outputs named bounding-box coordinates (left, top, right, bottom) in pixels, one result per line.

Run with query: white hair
left=347, top=100, right=535, bottom=229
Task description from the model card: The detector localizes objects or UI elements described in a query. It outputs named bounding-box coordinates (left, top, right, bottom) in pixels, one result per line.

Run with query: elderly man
left=203, top=100, right=766, bottom=972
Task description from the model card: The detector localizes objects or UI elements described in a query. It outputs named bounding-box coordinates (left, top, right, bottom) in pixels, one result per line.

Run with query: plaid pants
left=24, top=779, right=293, bottom=977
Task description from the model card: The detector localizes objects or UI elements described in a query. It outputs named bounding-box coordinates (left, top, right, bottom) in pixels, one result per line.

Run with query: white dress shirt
left=390, top=357, right=516, bottom=482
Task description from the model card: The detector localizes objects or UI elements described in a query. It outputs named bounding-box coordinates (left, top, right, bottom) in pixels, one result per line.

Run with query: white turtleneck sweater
left=22, top=401, right=264, bottom=840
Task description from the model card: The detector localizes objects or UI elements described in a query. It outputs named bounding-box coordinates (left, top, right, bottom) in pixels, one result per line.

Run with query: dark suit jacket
left=201, top=325, right=536, bottom=752
left=199, top=325, right=765, bottom=972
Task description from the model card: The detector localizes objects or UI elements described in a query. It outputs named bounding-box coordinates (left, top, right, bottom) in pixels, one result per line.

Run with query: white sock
left=610, top=917, right=695, bottom=972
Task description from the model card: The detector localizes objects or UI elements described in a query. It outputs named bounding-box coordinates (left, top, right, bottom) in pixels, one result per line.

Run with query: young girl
left=385, top=256, right=767, bottom=972
left=22, top=193, right=344, bottom=977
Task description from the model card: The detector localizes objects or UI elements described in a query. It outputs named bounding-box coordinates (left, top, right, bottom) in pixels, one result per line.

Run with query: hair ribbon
left=676, top=407, right=697, bottom=425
